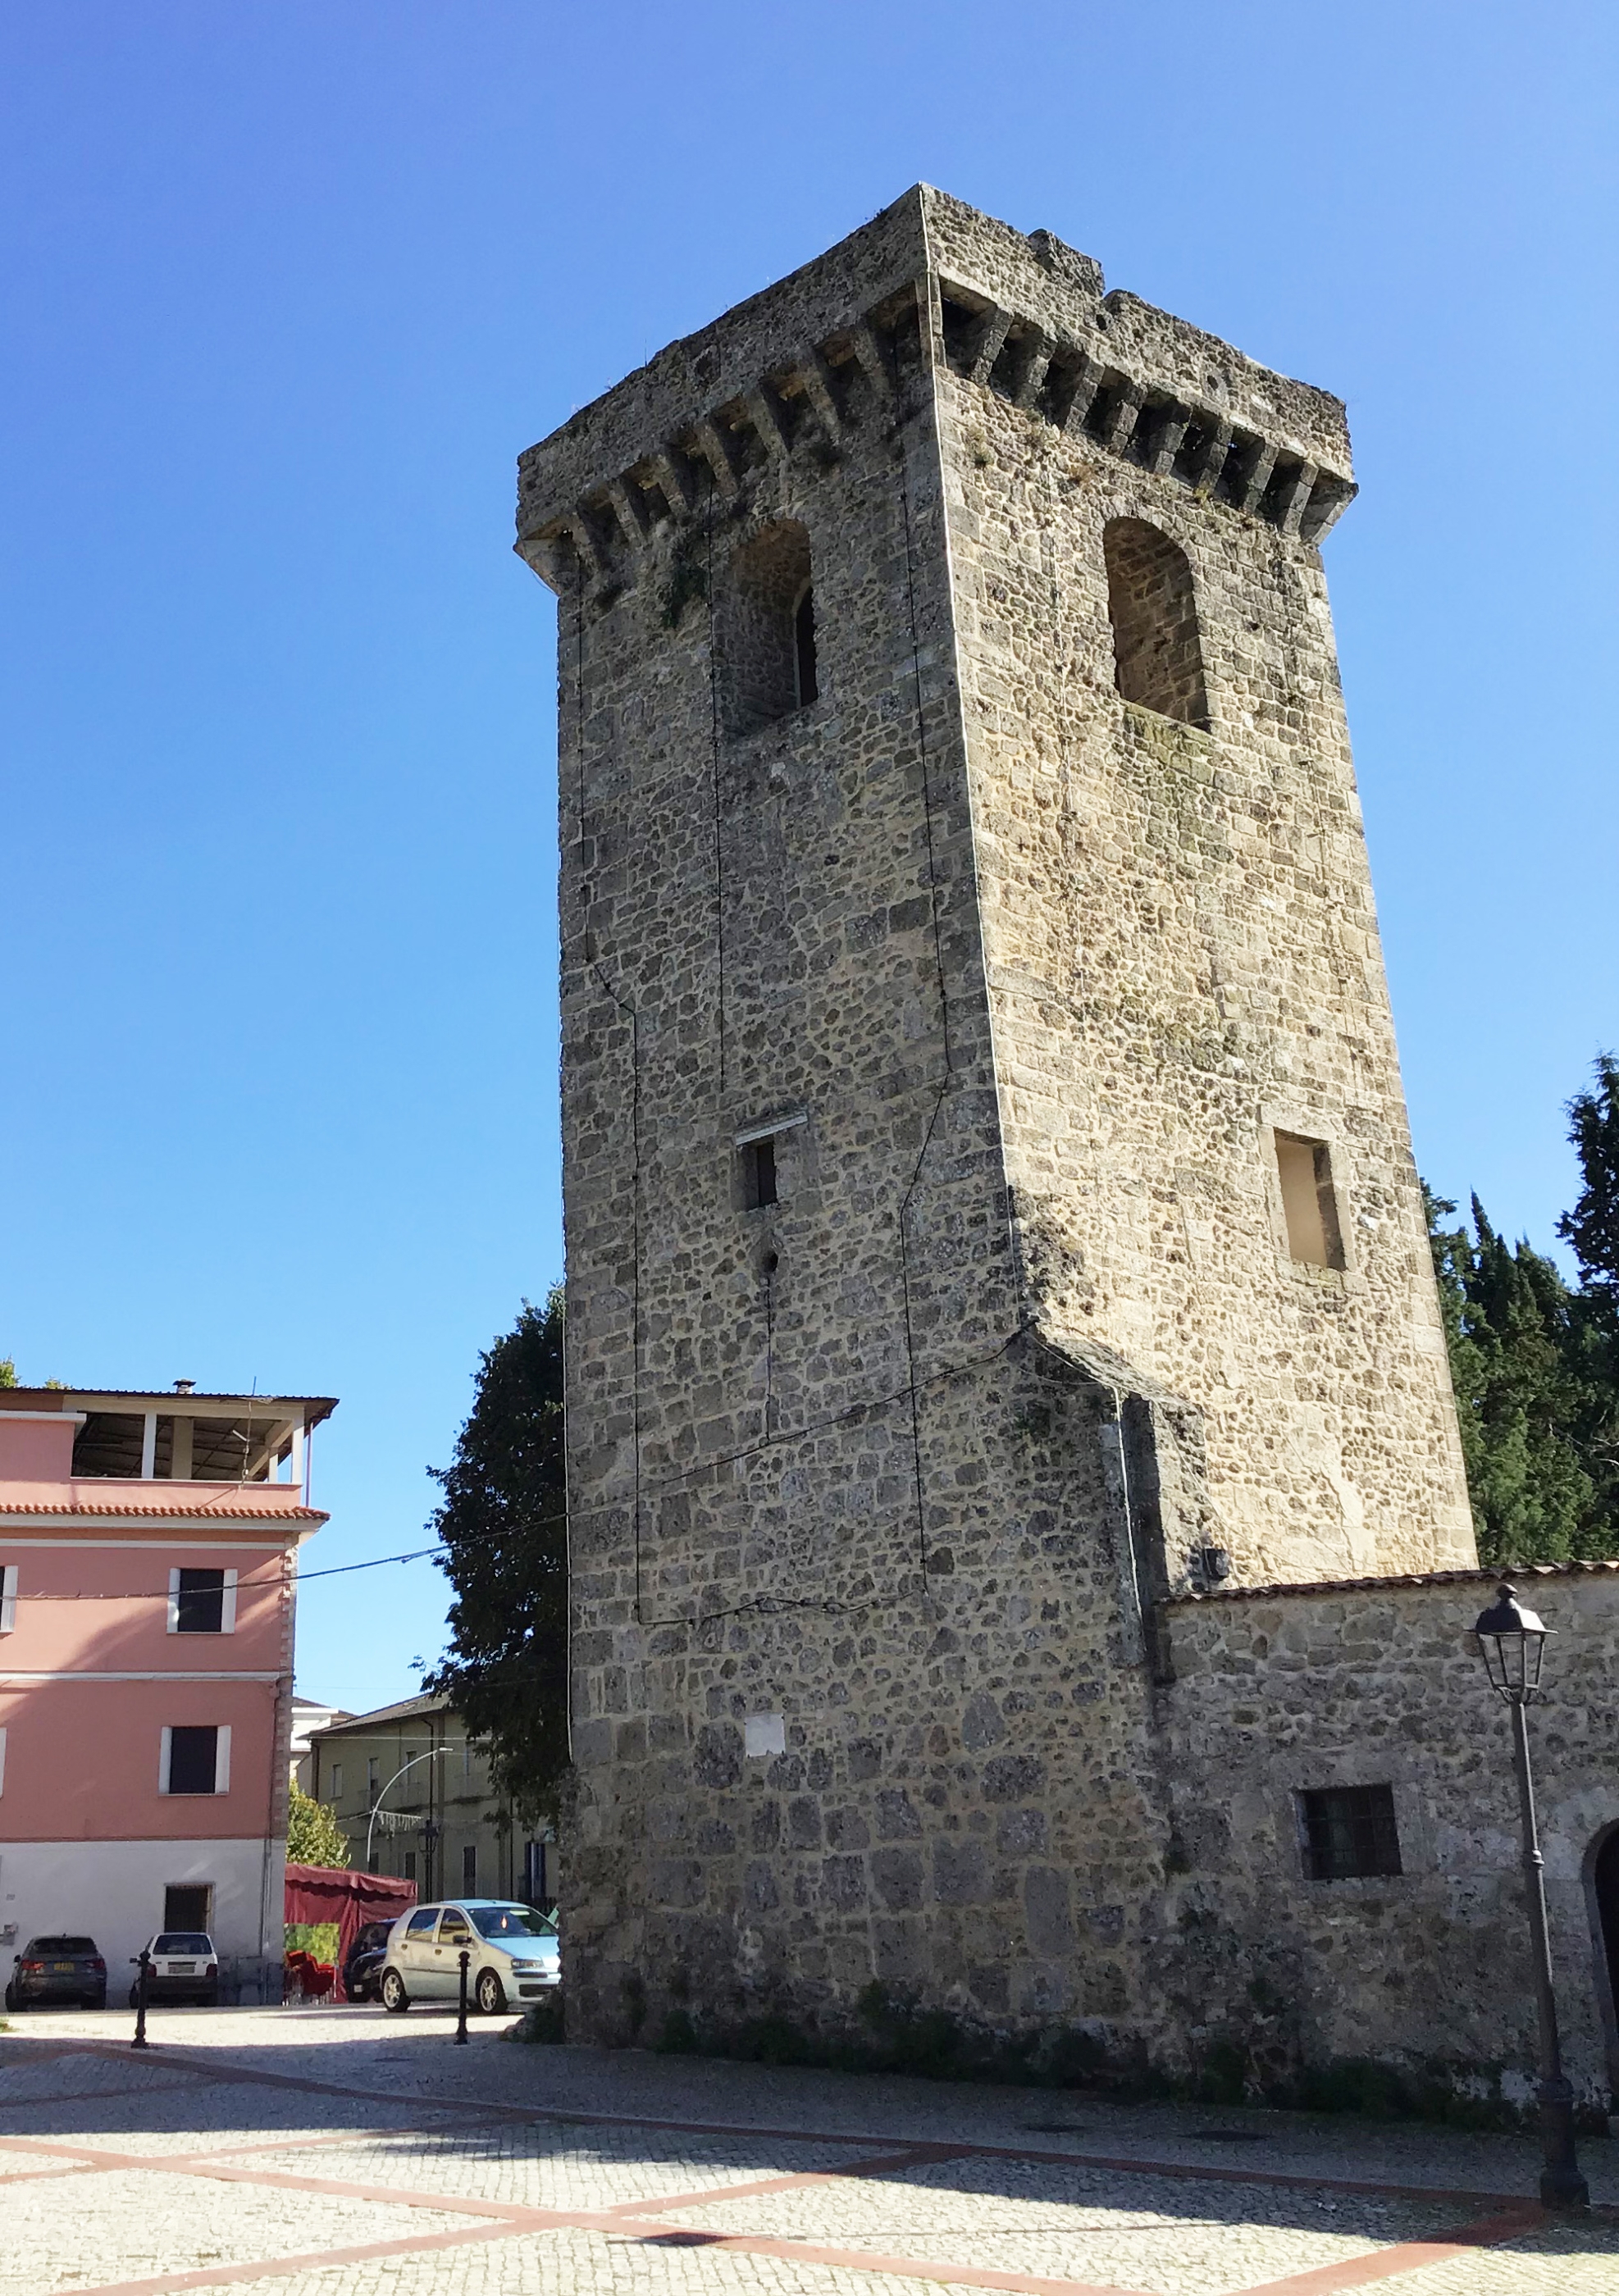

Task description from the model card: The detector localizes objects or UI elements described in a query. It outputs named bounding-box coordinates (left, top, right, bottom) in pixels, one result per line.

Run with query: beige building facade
left=516, top=188, right=1619, bottom=2105
left=304, top=1694, right=557, bottom=1911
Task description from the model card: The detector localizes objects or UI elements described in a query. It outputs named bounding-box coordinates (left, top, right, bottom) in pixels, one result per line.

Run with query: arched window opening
left=719, top=520, right=818, bottom=738
left=1594, top=1830, right=1619, bottom=2046
left=1103, top=517, right=1209, bottom=729
left=793, top=582, right=818, bottom=708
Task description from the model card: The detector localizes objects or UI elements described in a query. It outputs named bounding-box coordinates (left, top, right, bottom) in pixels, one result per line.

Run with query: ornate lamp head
left=1473, top=1582, right=1552, bottom=1704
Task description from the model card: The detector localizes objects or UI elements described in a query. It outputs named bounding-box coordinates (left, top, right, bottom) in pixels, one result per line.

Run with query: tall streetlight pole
left=365, top=1746, right=451, bottom=1872
left=1473, top=1582, right=1589, bottom=2212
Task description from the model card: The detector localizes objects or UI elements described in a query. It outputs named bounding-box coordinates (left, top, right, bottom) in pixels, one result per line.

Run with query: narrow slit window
left=1274, top=1130, right=1345, bottom=1269
left=1299, top=1785, right=1402, bottom=1880
left=741, top=1134, right=778, bottom=1210
left=462, top=1843, right=477, bottom=1893
left=794, top=584, right=818, bottom=707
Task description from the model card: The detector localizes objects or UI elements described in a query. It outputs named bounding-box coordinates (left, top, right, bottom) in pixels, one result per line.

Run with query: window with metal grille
left=1298, top=1784, right=1402, bottom=1880
left=164, top=1884, right=212, bottom=1931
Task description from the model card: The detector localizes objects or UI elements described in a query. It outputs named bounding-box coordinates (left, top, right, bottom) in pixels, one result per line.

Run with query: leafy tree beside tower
left=424, top=1290, right=568, bottom=1828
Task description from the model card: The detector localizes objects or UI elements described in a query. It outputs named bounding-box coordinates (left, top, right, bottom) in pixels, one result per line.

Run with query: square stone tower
left=517, top=188, right=1475, bottom=2054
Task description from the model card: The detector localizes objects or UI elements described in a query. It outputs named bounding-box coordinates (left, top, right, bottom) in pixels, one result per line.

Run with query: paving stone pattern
left=2, top=2012, right=1618, bottom=2294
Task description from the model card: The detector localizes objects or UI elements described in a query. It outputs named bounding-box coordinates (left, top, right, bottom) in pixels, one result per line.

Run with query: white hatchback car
left=130, top=1930, right=219, bottom=2007
left=379, top=1900, right=559, bottom=2016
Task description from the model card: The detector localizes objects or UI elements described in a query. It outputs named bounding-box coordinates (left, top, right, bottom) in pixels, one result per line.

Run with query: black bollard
left=130, top=1949, right=151, bottom=2051
left=454, top=1948, right=470, bottom=2044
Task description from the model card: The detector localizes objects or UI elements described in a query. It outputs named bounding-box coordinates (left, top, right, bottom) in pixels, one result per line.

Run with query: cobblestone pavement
left=2, top=2007, right=1617, bottom=2294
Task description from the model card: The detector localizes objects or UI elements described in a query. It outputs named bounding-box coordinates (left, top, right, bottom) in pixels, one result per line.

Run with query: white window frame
left=0, top=1724, right=7, bottom=1795
left=166, top=1565, right=238, bottom=1635
left=158, top=1722, right=230, bottom=1796
left=331, top=1761, right=344, bottom=1800
left=0, top=1565, right=16, bottom=1634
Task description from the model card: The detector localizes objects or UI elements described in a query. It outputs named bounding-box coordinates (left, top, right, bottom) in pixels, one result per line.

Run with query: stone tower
left=516, top=188, right=1476, bottom=2055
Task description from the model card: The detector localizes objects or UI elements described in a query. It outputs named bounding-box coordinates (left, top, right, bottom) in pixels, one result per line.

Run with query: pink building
left=0, top=1383, right=334, bottom=1997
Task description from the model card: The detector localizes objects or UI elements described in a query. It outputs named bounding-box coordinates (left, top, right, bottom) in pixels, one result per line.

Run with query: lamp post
left=1472, top=1582, right=1589, bottom=2212
left=365, top=1746, right=451, bottom=1872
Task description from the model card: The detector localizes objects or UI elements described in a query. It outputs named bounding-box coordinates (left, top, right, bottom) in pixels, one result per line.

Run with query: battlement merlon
left=514, top=184, right=1357, bottom=591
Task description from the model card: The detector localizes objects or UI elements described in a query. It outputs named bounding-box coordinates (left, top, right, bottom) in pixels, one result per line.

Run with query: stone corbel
left=601, top=477, right=649, bottom=555
left=1273, top=459, right=1319, bottom=539
left=1014, top=331, right=1055, bottom=412
left=1103, top=380, right=1147, bottom=456
left=649, top=444, right=699, bottom=519
left=1058, top=352, right=1107, bottom=437
left=847, top=319, right=895, bottom=406
left=796, top=350, right=844, bottom=444
left=1185, top=418, right=1233, bottom=494
left=689, top=416, right=744, bottom=503
left=968, top=304, right=1014, bottom=388
left=1145, top=409, right=1190, bottom=479
left=1233, top=439, right=1279, bottom=515
left=744, top=385, right=792, bottom=462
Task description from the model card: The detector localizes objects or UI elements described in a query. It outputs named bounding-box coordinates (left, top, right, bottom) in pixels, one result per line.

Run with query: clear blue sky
left=3, top=2, right=1612, bottom=1715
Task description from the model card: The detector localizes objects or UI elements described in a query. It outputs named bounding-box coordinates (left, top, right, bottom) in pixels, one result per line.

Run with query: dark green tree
left=1425, top=1052, right=1619, bottom=1567
left=1427, top=1190, right=1598, bottom=1565
left=1558, top=1051, right=1619, bottom=1528
left=1560, top=1053, right=1619, bottom=1311
left=423, top=1291, right=568, bottom=1827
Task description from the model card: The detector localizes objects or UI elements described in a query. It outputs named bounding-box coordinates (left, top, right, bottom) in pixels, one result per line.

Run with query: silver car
left=379, top=1899, right=559, bottom=2016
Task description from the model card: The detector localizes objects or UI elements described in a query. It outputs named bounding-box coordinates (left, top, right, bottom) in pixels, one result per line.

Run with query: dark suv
left=342, top=1920, right=393, bottom=2004
left=6, top=1935, right=107, bottom=2011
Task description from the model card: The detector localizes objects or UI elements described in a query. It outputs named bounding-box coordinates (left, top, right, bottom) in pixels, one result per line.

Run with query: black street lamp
left=1473, top=1582, right=1589, bottom=2211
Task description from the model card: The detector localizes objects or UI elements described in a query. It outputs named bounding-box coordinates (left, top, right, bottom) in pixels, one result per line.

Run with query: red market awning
left=284, top=1862, right=416, bottom=2002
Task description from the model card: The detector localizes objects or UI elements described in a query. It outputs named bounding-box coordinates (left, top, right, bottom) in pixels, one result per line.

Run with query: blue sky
left=3, top=2, right=1612, bottom=1714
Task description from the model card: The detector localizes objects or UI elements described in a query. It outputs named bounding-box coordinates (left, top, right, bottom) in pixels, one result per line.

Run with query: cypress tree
left=1426, top=1055, right=1619, bottom=1566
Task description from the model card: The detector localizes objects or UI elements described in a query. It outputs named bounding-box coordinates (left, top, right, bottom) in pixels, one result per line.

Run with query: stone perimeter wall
left=1161, top=1568, right=1619, bottom=2106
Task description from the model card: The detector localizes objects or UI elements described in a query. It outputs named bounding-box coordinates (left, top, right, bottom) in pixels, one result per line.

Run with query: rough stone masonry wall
left=519, top=194, right=1220, bottom=2055
left=918, top=189, right=1475, bottom=1588
left=1160, top=1566, right=1619, bottom=2107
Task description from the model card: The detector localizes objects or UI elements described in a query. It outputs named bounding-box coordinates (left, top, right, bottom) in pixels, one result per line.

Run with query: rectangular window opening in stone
left=163, top=1884, right=212, bottom=1932
left=1103, top=517, right=1210, bottom=729
left=741, top=1133, right=778, bottom=1210
left=1275, top=1130, right=1346, bottom=1269
left=718, top=518, right=816, bottom=738
left=1298, top=1784, right=1402, bottom=1881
